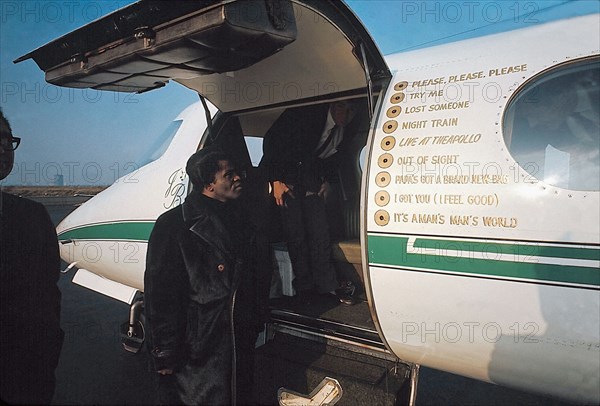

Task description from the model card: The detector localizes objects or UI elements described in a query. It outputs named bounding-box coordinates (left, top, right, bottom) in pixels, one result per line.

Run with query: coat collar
left=182, top=189, right=209, bottom=221
left=182, top=190, right=235, bottom=259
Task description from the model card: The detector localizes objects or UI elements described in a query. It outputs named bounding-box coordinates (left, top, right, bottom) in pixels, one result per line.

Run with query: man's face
left=208, top=160, right=242, bottom=202
left=0, top=118, right=15, bottom=181
left=331, top=101, right=356, bottom=127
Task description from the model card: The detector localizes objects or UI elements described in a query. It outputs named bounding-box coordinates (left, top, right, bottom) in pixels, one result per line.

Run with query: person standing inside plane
left=0, top=109, right=64, bottom=404
left=261, top=101, right=358, bottom=304
left=145, top=149, right=263, bottom=405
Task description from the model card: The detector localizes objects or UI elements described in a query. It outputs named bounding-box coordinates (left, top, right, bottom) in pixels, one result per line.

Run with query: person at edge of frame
left=0, top=109, right=64, bottom=405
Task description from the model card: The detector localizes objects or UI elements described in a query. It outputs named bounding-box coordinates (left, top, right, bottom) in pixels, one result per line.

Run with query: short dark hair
left=186, top=148, right=232, bottom=189
left=0, top=109, right=12, bottom=138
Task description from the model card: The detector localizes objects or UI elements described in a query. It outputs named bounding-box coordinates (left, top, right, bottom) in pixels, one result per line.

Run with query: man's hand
left=158, top=369, right=173, bottom=375
left=273, top=181, right=294, bottom=206
left=318, top=181, right=330, bottom=200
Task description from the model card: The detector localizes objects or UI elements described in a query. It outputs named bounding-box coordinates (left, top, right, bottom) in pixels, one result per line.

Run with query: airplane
left=15, top=0, right=599, bottom=404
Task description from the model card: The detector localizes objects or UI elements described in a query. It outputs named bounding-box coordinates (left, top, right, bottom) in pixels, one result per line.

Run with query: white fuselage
left=366, top=15, right=599, bottom=402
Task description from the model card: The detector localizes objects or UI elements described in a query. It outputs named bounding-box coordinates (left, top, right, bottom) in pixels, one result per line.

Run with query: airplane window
left=244, top=136, right=263, bottom=167
left=504, top=58, right=599, bottom=191
left=137, top=120, right=183, bottom=166
left=359, top=146, right=366, bottom=172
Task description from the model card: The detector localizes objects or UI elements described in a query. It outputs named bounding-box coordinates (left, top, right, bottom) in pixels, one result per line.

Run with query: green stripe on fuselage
left=58, top=222, right=155, bottom=241
left=413, top=238, right=600, bottom=261
left=367, top=235, right=600, bottom=287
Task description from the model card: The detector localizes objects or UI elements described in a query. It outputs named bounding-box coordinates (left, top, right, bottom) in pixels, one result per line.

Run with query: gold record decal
left=382, top=120, right=398, bottom=134
left=374, top=210, right=390, bottom=226
left=381, top=136, right=396, bottom=151
left=375, top=191, right=390, bottom=207
left=378, top=153, right=393, bottom=168
left=375, top=171, right=391, bottom=187
left=386, top=106, right=402, bottom=118
left=390, top=92, right=405, bottom=104
left=394, top=81, right=408, bottom=91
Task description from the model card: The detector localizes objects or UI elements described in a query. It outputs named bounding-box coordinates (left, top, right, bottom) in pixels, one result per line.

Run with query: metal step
left=270, top=308, right=387, bottom=354
left=269, top=293, right=386, bottom=351
left=255, top=331, right=410, bottom=406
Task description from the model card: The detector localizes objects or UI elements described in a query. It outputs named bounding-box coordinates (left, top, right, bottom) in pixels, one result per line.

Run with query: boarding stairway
left=253, top=294, right=415, bottom=405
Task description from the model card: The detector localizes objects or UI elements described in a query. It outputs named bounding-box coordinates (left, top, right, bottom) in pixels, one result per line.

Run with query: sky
left=0, top=0, right=598, bottom=185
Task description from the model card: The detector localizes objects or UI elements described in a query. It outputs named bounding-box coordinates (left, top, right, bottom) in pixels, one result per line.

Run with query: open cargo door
left=16, top=0, right=390, bottom=112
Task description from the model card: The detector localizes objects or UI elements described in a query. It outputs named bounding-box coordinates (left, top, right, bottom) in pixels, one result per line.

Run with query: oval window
left=503, top=58, right=599, bottom=191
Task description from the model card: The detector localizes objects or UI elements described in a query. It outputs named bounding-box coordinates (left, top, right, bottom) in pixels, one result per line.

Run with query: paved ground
left=45, top=201, right=573, bottom=405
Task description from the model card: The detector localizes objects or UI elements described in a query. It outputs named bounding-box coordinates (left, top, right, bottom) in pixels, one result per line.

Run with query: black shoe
left=334, top=281, right=357, bottom=306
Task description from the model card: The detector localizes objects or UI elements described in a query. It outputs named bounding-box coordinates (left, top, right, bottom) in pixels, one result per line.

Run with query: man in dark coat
left=145, top=149, right=263, bottom=405
left=261, top=101, right=357, bottom=303
left=0, top=110, right=64, bottom=404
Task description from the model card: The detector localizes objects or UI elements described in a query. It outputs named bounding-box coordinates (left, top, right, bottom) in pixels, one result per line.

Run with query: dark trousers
left=155, top=328, right=258, bottom=406
left=280, top=194, right=338, bottom=294
left=155, top=355, right=256, bottom=406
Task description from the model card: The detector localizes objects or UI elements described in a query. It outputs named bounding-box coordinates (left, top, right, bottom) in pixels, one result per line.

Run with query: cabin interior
left=201, top=96, right=380, bottom=343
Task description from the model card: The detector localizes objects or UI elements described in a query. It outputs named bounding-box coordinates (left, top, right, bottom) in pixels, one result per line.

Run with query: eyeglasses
left=0, top=136, right=20, bottom=151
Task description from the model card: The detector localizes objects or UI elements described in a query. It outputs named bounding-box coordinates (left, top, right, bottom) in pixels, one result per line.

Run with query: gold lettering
left=412, top=77, right=446, bottom=87
left=428, top=101, right=470, bottom=111
left=431, top=117, right=459, bottom=127
left=439, top=194, right=463, bottom=205
left=394, top=213, right=409, bottom=223
left=431, top=155, right=459, bottom=164
left=443, top=175, right=470, bottom=184
left=470, top=174, right=509, bottom=184
left=415, top=194, right=430, bottom=204
left=411, top=213, right=446, bottom=224
left=449, top=215, right=472, bottom=225
left=432, top=133, right=481, bottom=145
left=482, top=216, right=518, bottom=228
left=448, top=71, right=485, bottom=83
left=401, top=120, right=428, bottom=130
left=395, top=175, right=419, bottom=184
left=488, top=64, right=528, bottom=77
left=405, top=106, right=426, bottom=114
left=398, top=137, right=419, bottom=147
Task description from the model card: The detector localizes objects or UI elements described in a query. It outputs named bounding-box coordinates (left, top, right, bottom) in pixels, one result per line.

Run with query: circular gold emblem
left=375, top=172, right=391, bottom=187
left=390, top=93, right=405, bottom=104
left=378, top=153, right=393, bottom=168
left=394, top=81, right=408, bottom=91
left=375, top=191, right=390, bottom=207
left=382, top=120, right=398, bottom=134
left=381, top=136, right=396, bottom=151
left=374, top=210, right=390, bottom=226
left=386, top=106, right=402, bottom=118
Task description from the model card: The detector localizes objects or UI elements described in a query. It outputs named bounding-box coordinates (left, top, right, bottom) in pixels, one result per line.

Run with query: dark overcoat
left=261, top=103, right=360, bottom=192
left=144, top=191, right=262, bottom=405
left=0, top=192, right=64, bottom=404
